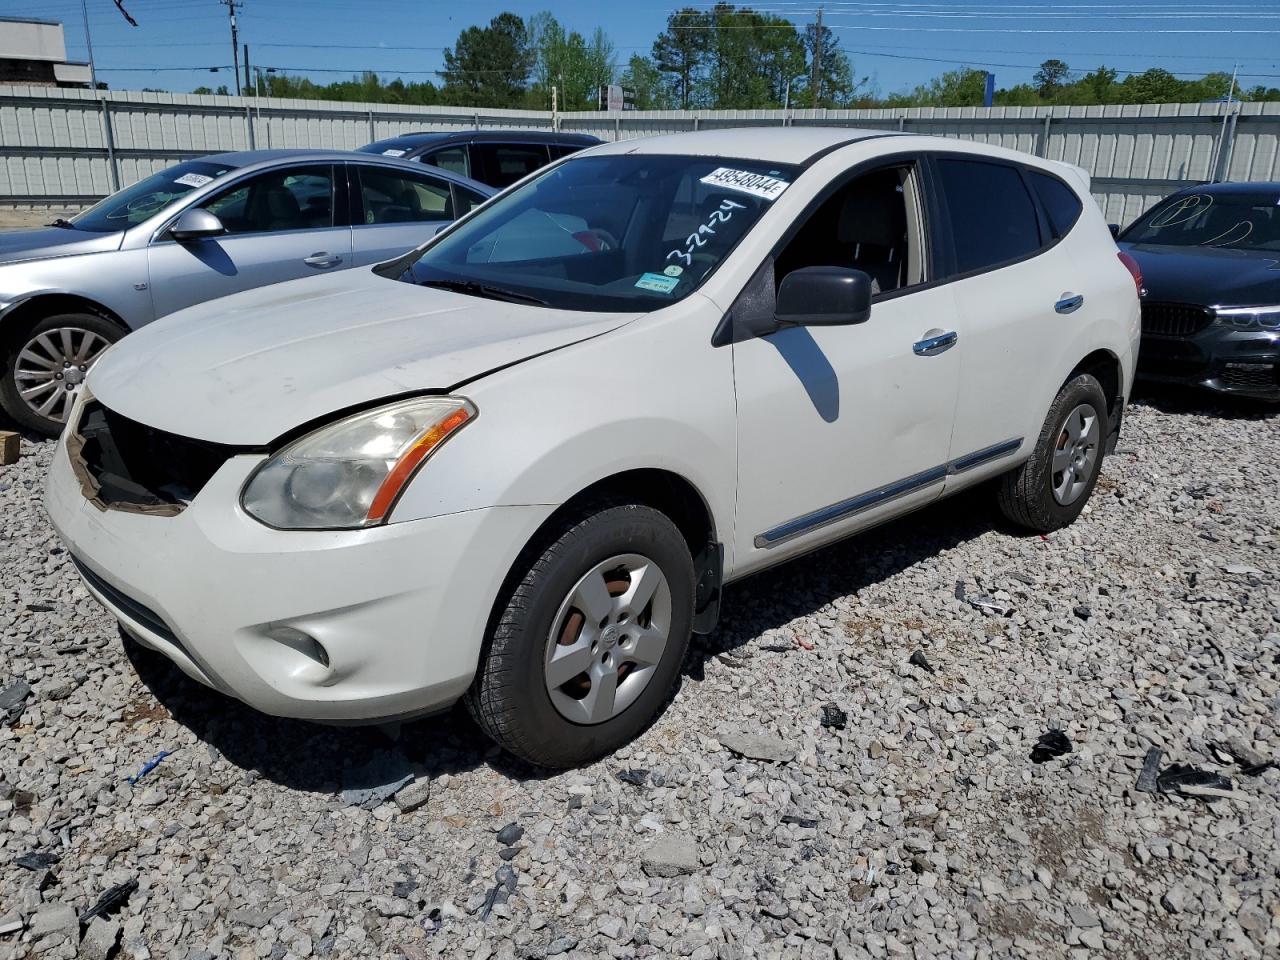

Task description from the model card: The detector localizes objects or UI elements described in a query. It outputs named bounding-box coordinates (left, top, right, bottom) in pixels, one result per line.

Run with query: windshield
left=392, top=154, right=799, bottom=312
left=1122, top=192, right=1280, bottom=252
left=70, top=160, right=239, bottom=232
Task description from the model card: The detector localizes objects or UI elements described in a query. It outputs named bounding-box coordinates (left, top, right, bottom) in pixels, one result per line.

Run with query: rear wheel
left=1, top=312, right=122, bottom=436
left=466, top=502, right=695, bottom=769
left=998, top=373, right=1108, bottom=532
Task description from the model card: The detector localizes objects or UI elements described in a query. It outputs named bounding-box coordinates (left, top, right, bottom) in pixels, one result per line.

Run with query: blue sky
left=6, top=0, right=1280, bottom=98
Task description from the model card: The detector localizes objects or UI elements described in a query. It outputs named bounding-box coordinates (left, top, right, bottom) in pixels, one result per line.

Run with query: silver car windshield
left=70, top=160, right=239, bottom=232
left=394, top=154, right=799, bottom=312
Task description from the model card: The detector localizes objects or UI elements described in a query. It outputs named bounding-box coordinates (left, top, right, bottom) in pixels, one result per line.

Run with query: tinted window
left=548, top=143, right=585, bottom=160
left=454, top=185, right=488, bottom=216
left=936, top=159, right=1041, bottom=275
left=358, top=167, right=452, bottom=224
left=475, top=143, right=551, bottom=188
left=71, top=160, right=238, bottom=232
left=1121, top=192, right=1280, bottom=251
left=1030, top=171, right=1083, bottom=239
left=424, top=145, right=470, bottom=178
left=202, top=166, right=334, bottom=235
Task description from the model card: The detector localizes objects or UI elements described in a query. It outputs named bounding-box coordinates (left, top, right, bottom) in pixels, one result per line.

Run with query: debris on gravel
left=2, top=396, right=1279, bottom=958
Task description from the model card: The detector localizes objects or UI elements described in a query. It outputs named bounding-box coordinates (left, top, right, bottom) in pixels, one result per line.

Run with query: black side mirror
left=776, top=266, right=872, bottom=327
left=1108, top=223, right=1121, bottom=239
left=170, top=208, right=225, bottom=242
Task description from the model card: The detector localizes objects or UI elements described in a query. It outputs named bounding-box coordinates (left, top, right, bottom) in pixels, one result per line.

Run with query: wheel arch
left=490, top=467, right=724, bottom=644
left=1067, top=348, right=1124, bottom=424
left=0, top=292, right=128, bottom=342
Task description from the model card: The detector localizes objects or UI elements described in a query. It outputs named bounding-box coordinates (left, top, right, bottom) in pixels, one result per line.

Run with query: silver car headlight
left=241, top=396, right=477, bottom=530
left=1214, top=306, right=1280, bottom=331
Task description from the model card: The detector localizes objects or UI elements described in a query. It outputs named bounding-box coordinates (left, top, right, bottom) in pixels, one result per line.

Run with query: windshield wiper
left=48, top=217, right=77, bottom=230
left=420, top=278, right=548, bottom=306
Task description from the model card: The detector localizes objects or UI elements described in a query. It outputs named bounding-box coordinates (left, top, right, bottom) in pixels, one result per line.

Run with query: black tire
left=0, top=311, right=124, bottom=437
left=466, top=502, right=696, bottom=769
left=998, top=373, right=1109, bottom=532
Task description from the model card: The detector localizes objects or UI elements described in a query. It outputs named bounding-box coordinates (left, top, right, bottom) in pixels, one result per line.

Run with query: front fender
left=390, top=295, right=739, bottom=567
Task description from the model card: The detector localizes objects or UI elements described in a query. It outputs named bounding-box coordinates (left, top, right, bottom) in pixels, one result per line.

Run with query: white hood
left=89, top=267, right=636, bottom=445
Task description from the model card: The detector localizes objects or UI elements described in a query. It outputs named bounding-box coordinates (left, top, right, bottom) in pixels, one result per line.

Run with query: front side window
left=454, top=184, right=488, bottom=216
left=202, top=165, right=334, bottom=235
left=423, top=145, right=469, bottom=178
left=775, top=164, right=927, bottom=296
left=475, top=143, right=551, bottom=188
left=72, top=160, right=238, bottom=232
left=1121, top=192, right=1280, bottom=251
left=391, top=154, right=798, bottom=312
left=358, top=167, right=452, bottom=224
left=935, top=158, right=1041, bottom=275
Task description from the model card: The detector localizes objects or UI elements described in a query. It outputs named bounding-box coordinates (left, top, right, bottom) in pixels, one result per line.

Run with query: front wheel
left=466, top=502, right=696, bottom=769
left=997, top=373, right=1109, bottom=532
left=1, top=312, right=123, bottom=436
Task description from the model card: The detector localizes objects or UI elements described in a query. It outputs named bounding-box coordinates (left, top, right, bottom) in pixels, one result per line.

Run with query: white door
left=731, top=160, right=962, bottom=575
left=929, top=156, right=1065, bottom=473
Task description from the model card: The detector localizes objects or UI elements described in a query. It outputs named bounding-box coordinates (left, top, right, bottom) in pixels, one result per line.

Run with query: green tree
left=802, top=21, right=861, bottom=106
left=527, top=14, right=616, bottom=110
left=621, top=55, right=674, bottom=110
left=440, top=12, right=533, bottom=108
left=886, top=67, right=989, bottom=107
left=1119, top=67, right=1183, bottom=103
left=1033, top=59, right=1070, bottom=99
left=653, top=7, right=712, bottom=108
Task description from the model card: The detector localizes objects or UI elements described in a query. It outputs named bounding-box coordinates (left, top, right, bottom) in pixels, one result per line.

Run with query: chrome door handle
left=304, top=252, right=342, bottom=269
left=1055, top=294, right=1084, bottom=314
left=913, top=330, right=958, bottom=356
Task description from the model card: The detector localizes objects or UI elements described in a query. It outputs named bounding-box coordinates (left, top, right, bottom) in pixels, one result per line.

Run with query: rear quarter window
left=1029, top=171, right=1084, bottom=239
left=935, top=158, right=1042, bottom=276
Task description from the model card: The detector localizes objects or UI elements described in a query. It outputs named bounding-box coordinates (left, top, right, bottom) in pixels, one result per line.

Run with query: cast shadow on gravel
left=121, top=485, right=1012, bottom=790
left=684, top=485, right=1002, bottom=676
left=1129, top=383, right=1279, bottom=421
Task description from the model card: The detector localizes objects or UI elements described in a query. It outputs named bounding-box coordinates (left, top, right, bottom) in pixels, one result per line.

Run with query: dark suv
left=1118, top=182, right=1280, bottom=402
left=357, top=130, right=601, bottom=189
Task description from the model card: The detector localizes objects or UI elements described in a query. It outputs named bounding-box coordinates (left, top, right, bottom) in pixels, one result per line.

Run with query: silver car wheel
left=1051, top=403, right=1100, bottom=506
left=544, top=553, right=673, bottom=726
left=14, top=327, right=110, bottom=424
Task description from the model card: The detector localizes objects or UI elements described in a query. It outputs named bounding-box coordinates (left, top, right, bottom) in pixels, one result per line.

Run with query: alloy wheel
left=1051, top=403, right=1100, bottom=506
left=13, top=327, right=110, bottom=424
left=544, top=553, right=673, bottom=725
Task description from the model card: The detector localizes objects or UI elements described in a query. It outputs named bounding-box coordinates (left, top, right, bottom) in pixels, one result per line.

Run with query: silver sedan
left=0, top=149, right=493, bottom=435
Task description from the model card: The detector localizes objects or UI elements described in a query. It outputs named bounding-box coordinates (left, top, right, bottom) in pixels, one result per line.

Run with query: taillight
left=1117, top=252, right=1144, bottom=297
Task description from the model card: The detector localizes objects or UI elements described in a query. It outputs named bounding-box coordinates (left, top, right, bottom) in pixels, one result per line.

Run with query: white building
left=0, top=17, right=93, bottom=88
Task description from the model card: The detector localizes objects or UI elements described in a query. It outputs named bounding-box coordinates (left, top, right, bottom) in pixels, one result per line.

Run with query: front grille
left=70, top=402, right=240, bottom=515
left=1141, top=301, right=1214, bottom=337
left=1220, top=364, right=1279, bottom=390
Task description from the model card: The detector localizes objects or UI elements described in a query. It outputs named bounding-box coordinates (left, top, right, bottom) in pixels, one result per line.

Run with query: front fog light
left=242, top=395, right=476, bottom=530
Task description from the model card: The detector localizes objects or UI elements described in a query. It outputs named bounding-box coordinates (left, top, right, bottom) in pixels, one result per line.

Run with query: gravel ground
left=1, top=390, right=1277, bottom=960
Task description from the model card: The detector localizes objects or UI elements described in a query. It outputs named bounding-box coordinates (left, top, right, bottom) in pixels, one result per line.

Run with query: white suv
left=46, top=128, right=1141, bottom=768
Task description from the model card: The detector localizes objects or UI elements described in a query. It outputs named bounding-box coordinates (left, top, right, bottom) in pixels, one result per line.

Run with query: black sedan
left=1118, top=182, right=1280, bottom=401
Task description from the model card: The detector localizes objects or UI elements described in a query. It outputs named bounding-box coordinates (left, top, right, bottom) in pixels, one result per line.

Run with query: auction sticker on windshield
left=699, top=167, right=789, bottom=201
left=635, top=272, right=680, bottom=294
left=174, top=173, right=214, bottom=188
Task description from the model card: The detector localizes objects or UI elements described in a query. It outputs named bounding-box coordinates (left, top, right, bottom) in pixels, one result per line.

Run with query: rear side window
left=453, top=185, right=488, bottom=216
left=357, top=167, right=453, bottom=224
left=1030, top=171, right=1084, bottom=239
left=474, top=143, right=551, bottom=188
left=548, top=143, right=584, bottom=159
left=423, top=145, right=470, bottom=179
left=935, top=158, right=1041, bottom=275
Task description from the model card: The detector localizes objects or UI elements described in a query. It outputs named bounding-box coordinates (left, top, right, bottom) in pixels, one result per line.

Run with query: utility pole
left=243, top=42, right=251, bottom=96
left=810, top=4, right=823, bottom=108
left=221, top=0, right=242, bottom=96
